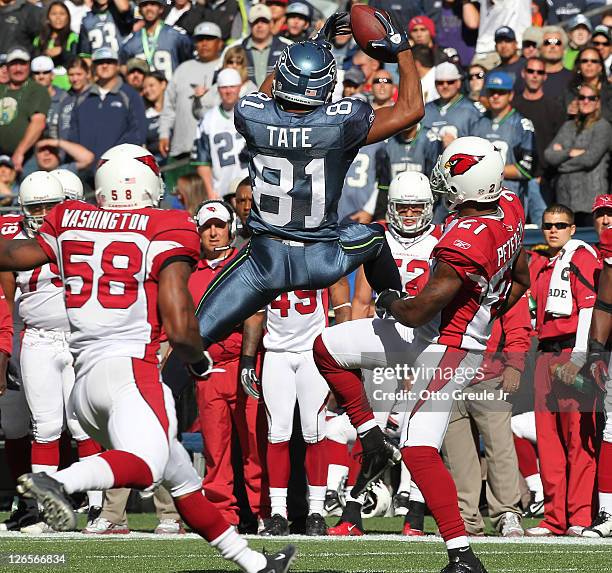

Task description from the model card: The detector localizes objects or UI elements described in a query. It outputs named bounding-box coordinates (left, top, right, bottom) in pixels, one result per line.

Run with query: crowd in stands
left=0, top=0, right=612, bottom=540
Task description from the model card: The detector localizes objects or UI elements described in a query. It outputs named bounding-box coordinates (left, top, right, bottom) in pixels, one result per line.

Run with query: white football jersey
left=37, top=202, right=200, bottom=376
left=264, top=289, right=328, bottom=352
left=385, top=223, right=442, bottom=298
left=0, top=217, right=70, bottom=332
left=192, top=105, right=248, bottom=197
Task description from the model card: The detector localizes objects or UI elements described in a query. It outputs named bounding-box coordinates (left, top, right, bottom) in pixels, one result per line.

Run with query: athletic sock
left=54, top=456, right=115, bottom=494
left=210, top=526, right=267, bottom=573
left=308, top=485, right=326, bottom=515
left=32, top=440, right=60, bottom=474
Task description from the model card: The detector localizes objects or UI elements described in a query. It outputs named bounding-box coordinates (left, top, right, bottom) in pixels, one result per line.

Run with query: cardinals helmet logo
left=444, top=154, right=484, bottom=176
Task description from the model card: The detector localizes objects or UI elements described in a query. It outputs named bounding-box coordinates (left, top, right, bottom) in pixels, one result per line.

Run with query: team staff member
left=188, top=199, right=269, bottom=528
left=526, top=204, right=601, bottom=537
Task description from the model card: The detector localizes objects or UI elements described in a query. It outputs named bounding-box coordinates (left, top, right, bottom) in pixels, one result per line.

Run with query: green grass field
left=0, top=514, right=610, bottom=573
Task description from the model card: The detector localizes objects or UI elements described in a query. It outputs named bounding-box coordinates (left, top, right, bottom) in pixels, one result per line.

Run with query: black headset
left=194, top=199, right=238, bottom=251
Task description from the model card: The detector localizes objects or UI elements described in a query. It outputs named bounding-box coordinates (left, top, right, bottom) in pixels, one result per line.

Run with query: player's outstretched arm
left=158, top=261, right=207, bottom=365
left=380, top=261, right=462, bottom=327
left=0, top=238, right=49, bottom=272
left=365, top=49, right=424, bottom=145
left=500, top=248, right=530, bottom=315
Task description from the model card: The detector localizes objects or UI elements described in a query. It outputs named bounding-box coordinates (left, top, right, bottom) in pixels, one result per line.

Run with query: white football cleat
left=154, top=519, right=185, bottom=535
left=500, top=512, right=524, bottom=537
left=582, top=511, right=612, bottom=538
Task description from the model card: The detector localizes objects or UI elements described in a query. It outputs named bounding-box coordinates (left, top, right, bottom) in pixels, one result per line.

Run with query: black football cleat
left=16, top=473, right=76, bottom=531
left=257, top=544, right=297, bottom=573
left=441, top=557, right=488, bottom=573
left=304, top=513, right=327, bottom=536
left=0, top=496, right=39, bottom=531
left=260, top=514, right=290, bottom=536
left=351, top=436, right=401, bottom=497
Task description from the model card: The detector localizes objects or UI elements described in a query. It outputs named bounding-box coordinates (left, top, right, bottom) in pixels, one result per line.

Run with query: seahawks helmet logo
left=444, top=154, right=484, bottom=176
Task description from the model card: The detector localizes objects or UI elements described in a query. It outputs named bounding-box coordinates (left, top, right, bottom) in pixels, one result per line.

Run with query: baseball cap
left=485, top=70, right=514, bottom=91
left=248, top=4, right=272, bottom=24
left=195, top=201, right=233, bottom=227
left=6, top=47, right=31, bottom=64
left=193, top=21, right=223, bottom=39
left=435, top=61, right=462, bottom=81
left=495, top=26, right=516, bottom=42
left=0, top=155, right=14, bottom=169
left=217, top=68, right=242, bottom=87
left=592, top=25, right=611, bottom=42
left=522, top=26, right=543, bottom=46
left=343, top=67, right=366, bottom=86
left=408, top=15, right=435, bottom=38
left=92, top=47, right=118, bottom=62
left=592, top=194, right=612, bottom=213
left=31, top=55, right=54, bottom=73
left=568, top=14, right=592, bottom=32
left=126, top=58, right=149, bottom=74
left=286, top=2, right=311, bottom=20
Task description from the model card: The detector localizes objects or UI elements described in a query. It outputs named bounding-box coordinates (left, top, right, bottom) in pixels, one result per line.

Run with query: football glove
left=186, top=351, right=214, bottom=379
left=311, top=12, right=351, bottom=44
left=6, top=360, right=20, bottom=391
left=582, top=339, right=610, bottom=393
left=240, top=355, right=261, bottom=399
left=375, top=289, right=406, bottom=319
left=368, top=10, right=411, bottom=62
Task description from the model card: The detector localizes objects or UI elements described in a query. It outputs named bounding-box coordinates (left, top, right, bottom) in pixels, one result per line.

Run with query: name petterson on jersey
left=497, top=219, right=523, bottom=267
left=61, top=209, right=150, bottom=231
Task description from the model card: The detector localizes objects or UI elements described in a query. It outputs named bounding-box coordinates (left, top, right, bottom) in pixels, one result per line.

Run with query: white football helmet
left=19, top=171, right=66, bottom=236
left=50, top=168, right=83, bottom=200
left=95, top=144, right=164, bottom=210
left=361, top=481, right=392, bottom=519
left=430, top=136, right=504, bottom=211
left=387, top=171, right=434, bottom=235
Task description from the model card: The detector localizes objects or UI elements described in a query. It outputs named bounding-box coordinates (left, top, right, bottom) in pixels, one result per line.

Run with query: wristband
left=332, top=302, right=352, bottom=310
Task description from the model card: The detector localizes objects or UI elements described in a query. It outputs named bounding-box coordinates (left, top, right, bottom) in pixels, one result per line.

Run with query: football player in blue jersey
left=77, top=0, right=134, bottom=59
left=187, top=12, right=424, bottom=394
left=119, top=0, right=193, bottom=81
left=472, top=71, right=535, bottom=201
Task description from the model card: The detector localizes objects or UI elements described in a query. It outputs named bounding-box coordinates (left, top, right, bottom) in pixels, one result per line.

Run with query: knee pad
left=32, top=419, right=62, bottom=443
left=268, top=428, right=293, bottom=444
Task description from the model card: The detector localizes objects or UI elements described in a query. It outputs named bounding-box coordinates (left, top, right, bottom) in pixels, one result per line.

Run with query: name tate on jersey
left=61, top=209, right=150, bottom=231
left=267, top=126, right=312, bottom=148
left=496, top=220, right=524, bottom=267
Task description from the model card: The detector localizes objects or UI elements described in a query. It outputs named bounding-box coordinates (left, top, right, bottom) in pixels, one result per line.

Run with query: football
left=350, top=4, right=394, bottom=63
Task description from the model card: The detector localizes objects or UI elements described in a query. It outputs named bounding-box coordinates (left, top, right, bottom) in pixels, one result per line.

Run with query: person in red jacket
left=527, top=203, right=601, bottom=537
left=441, top=294, right=531, bottom=537
left=189, top=199, right=269, bottom=529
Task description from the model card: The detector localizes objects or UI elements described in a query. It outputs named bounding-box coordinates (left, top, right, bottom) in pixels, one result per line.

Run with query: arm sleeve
left=571, top=248, right=599, bottom=310
left=159, top=79, right=177, bottom=139
left=501, top=295, right=532, bottom=371
left=543, top=121, right=573, bottom=167
left=35, top=214, right=60, bottom=264
left=77, top=24, right=91, bottom=58
left=571, top=307, right=593, bottom=366
left=0, top=288, right=13, bottom=356
left=149, top=228, right=200, bottom=281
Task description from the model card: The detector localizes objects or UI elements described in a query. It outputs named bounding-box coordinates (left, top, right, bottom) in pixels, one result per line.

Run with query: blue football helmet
left=273, top=41, right=337, bottom=107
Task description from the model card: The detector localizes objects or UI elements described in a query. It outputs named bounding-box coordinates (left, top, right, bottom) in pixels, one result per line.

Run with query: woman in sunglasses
left=545, top=84, right=612, bottom=226
left=467, top=64, right=486, bottom=102
left=565, top=47, right=608, bottom=116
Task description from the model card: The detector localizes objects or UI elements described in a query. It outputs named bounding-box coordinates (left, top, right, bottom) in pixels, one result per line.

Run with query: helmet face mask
left=431, top=136, right=505, bottom=211
left=387, top=171, right=434, bottom=235
left=273, top=41, right=337, bottom=108
left=19, top=171, right=66, bottom=237
left=95, top=144, right=164, bottom=210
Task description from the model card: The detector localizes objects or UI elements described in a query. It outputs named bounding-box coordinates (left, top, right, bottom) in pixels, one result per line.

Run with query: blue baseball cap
left=92, top=46, right=118, bottom=62
left=485, top=71, right=514, bottom=92
left=494, top=26, right=516, bottom=42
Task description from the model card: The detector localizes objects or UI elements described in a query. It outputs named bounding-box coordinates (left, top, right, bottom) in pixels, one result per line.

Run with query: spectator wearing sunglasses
left=545, top=84, right=611, bottom=226
left=466, top=63, right=486, bottom=102
left=370, top=69, right=395, bottom=110
left=564, top=14, right=592, bottom=71
left=540, top=26, right=573, bottom=98
left=514, top=57, right=564, bottom=223
left=564, top=47, right=609, bottom=119
left=591, top=26, right=611, bottom=79
left=521, top=27, right=543, bottom=60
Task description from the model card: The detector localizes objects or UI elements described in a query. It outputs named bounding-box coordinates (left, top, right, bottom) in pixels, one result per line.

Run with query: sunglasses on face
left=226, top=59, right=243, bottom=65
left=522, top=41, right=537, bottom=49
left=435, top=79, right=458, bottom=86
left=580, top=58, right=601, bottom=64
left=592, top=40, right=611, bottom=47
left=32, top=71, right=51, bottom=75
left=525, top=68, right=545, bottom=75
left=469, top=71, right=484, bottom=80
left=542, top=221, right=571, bottom=230
left=543, top=38, right=562, bottom=46
left=372, top=77, right=392, bottom=84
left=578, top=94, right=598, bottom=101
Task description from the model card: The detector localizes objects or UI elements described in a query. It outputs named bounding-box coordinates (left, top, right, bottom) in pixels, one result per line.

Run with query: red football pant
left=534, top=351, right=597, bottom=533
left=513, top=435, right=539, bottom=479
left=197, top=360, right=269, bottom=525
